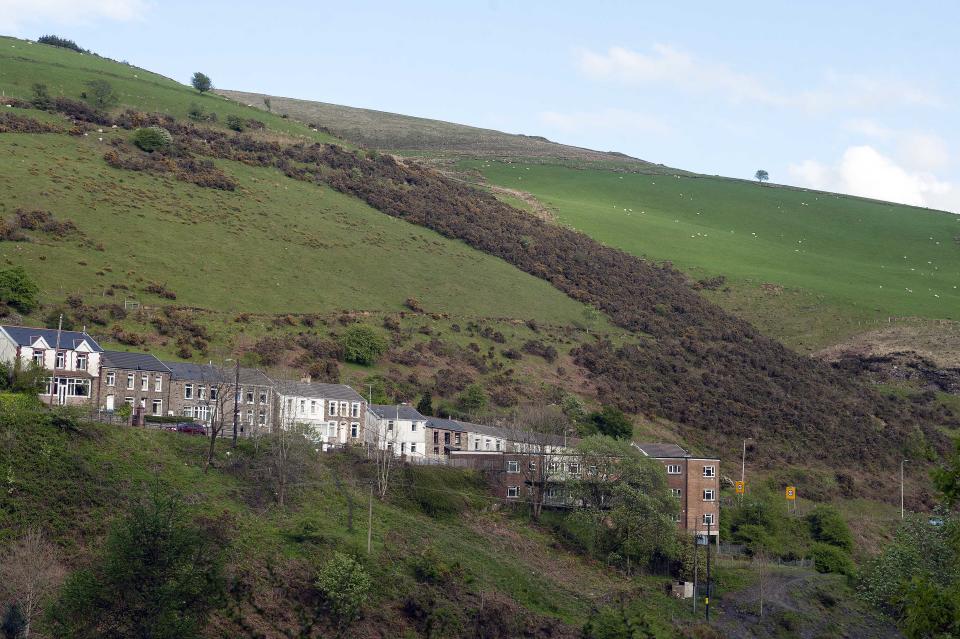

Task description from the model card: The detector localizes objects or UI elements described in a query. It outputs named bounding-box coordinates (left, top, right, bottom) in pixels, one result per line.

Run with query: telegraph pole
left=692, top=534, right=698, bottom=613
left=705, top=520, right=712, bottom=623
left=367, top=485, right=373, bottom=554
left=901, top=459, right=910, bottom=519
left=232, top=359, right=240, bottom=447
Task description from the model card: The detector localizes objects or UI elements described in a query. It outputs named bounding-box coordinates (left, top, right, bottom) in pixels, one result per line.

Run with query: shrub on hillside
left=315, top=552, right=370, bottom=624
left=457, top=383, right=487, bottom=414
left=807, top=505, right=853, bottom=552
left=37, top=35, right=84, bottom=52
left=225, top=114, right=245, bottom=132
left=811, top=542, right=855, bottom=577
left=82, top=80, right=118, bottom=111
left=338, top=325, right=387, bottom=366
left=131, top=126, right=172, bottom=152
left=190, top=72, right=212, bottom=93
left=0, top=267, right=39, bottom=314
left=586, top=406, right=633, bottom=440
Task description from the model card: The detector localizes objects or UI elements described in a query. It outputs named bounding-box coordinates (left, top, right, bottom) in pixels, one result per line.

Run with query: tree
left=268, top=418, right=312, bottom=507
left=0, top=529, right=65, bottom=639
left=588, top=406, right=633, bottom=440
left=224, top=114, right=245, bottom=132
left=315, top=552, right=371, bottom=625
left=83, top=80, right=118, bottom=111
left=47, top=490, right=226, bottom=639
left=204, top=365, right=233, bottom=471
left=0, top=267, right=39, bottom=314
left=457, top=383, right=487, bottom=415
left=502, top=404, right=570, bottom=520
left=191, top=72, right=212, bottom=93
left=416, top=391, right=433, bottom=417
left=807, top=505, right=853, bottom=551
left=131, top=126, right=172, bottom=153
left=755, top=169, right=769, bottom=185
left=901, top=577, right=957, bottom=639
left=338, top=325, right=387, bottom=366
left=30, top=83, right=50, bottom=109
left=932, top=437, right=960, bottom=507
left=262, top=97, right=271, bottom=112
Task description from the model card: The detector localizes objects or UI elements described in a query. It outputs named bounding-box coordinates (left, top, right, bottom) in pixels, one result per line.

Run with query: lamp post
left=741, top=438, right=753, bottom=485
left=901, top=459, right=910, bottom=519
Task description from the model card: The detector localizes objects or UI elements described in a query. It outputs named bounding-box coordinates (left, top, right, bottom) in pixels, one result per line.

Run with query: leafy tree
left=47, top=490, right=226, bottom=639
left=131, top=126, right=172, bottom=152
left=30, top=83, right=51, bottom=109
left=811, top=542, right=855, bottom=576
left=416, top=391, right=433, bottom=416
left=933, top=437, right=960, bottom=507
left=36, top=35, right=83, bottom=52
left=191, top=72, right=212, bottom=93
left=588, top=406, right=633, bottom=440
left=338, top=325, right=387, bottom=366
left=0, top=267, right=40, bottom=314
left=457, top=383, right=487, bottom=414
left=9, top=360, right=48, bottom=395
left=83, top=80, right=118, bottom=111
left=561, top=394, right=587, bottom=426
left=901, top=577, right=958, bottom=639
left=807, top=505, right=853, bottom=552
left=755, top=169, right=769, bottom=185
left=315, top=552, right=371, bottom=624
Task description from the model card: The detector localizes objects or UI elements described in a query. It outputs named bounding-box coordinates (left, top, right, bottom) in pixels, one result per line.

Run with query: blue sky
left=3, top=0, right=958, bottom=212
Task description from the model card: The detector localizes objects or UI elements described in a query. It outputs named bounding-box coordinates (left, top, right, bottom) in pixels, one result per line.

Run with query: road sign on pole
left=735, top=481, right=745, bottom=494
left=785, top=486, right=796, bottom=501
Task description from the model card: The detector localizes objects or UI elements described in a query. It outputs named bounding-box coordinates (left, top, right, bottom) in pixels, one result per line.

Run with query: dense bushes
left=338, top=325, right=386, bottom=366
left=315, top=552, right=370, bottom=624
left=37, top=35, right=84, bottom=52
left=131, top=126, right=172, bottom=152
left=0, top=266, right=39, bottom=314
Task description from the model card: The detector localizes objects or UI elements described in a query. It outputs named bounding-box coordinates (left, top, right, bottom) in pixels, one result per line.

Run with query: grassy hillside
left=217, top=88, right=667, bottom=166
left=462, top=161, right=960, bottom=350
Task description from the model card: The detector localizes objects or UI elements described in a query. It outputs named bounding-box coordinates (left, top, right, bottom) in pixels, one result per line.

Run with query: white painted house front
left=366, top=404, right=428, bottom=458
left=0, top=325, right=104, bottom=406
left=274, top=380, right=365, bottom=448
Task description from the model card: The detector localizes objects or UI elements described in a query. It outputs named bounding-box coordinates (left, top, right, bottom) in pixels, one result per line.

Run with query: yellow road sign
left=785, top=486, right=796, bottom=501
left=735, top=481, right=745, bottom=494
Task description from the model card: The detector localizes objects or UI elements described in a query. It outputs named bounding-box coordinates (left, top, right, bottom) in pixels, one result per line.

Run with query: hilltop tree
left=83, top=80, right=118, bottom=111
left=755, top=169, right=769, bottom=185
left=191, top=72, right=212, bottom=93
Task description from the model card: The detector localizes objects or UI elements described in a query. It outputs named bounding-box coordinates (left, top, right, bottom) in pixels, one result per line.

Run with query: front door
left=56, top=378, right=67, bottom=405
left=106, top=394, right=115, bottom=411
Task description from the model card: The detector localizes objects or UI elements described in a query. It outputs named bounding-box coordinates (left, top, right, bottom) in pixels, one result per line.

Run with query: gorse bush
left=131, top=126, right=172, bottom=152
left=315, top=552, right=371, bottom=623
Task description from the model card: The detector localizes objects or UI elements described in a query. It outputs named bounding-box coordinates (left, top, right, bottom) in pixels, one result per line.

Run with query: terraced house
left=366, top=404, right=428, bottom=457
left=163, top=361, right=275, bottom=437
left=274, top=379, right=366, bottom=447
left=0, top=325, right=103, bottom=406
left=95, top=350, right=172, bottom=419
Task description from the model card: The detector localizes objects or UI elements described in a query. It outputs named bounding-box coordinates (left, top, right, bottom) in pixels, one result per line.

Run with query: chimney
left=300, top=374, right=312, bottom=384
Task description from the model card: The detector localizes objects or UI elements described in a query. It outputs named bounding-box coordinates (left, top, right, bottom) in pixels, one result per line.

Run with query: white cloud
left=788, top=145, right=955, bottom=212
left=0, top=0, right=149, bottom=33
left=899, top=132, right=950, bottom=171
left=574, top=45, right=943, bottom=112
left=538, top=108, right=668, bottom=135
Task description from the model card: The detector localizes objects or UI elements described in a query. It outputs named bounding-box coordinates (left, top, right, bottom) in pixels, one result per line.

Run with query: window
left=328, top=401, right=338, bottom=416
left=411, top=421, right=418, bottom=432
left=495, top=439, right=502, bottom=451
left=666, top=464, right=682, bottom=474
left=673, top=514, right=682, bottom=523
left=703, top=489, right=716, bottom=501
left=245, top=409, right=254, bottom=424
left=123, top=396, right=134, bottom=406
left=198, top=385, right=206, bottom=401
left=671, top=488, right=682, bottom=497
left=183, top=406, right=194, bottom=417
left=210, top=387, right=218, bottom=401
left=196, top=405, right=209, bottom=421
left=310, top=400, right=317, bottom=414
left=474, top=440, right=480, bottom=451
left=454, top=433, right=461, bottom=446
left=547, top=461, right=560, bottom=472
left=546, top=486, right=560, bottom=498
left=259, top=392, right=267, bottom=404
left=127, top=373, right=135, bottom=390
left=55, top=351, right=65, bottom=369
left=506, top=486, right=520, bottom=499
left=76, top=353, right=87, bottom=370
left=184, top=383, right=194, bottom=399
left=152, top=399, right=162, bottom=415
left=141, top=374, right=149, bottom=391
left=529, top=461, right=537, bottom=471
left=64, top=378, right=90, bottom=397
left=351, top=423, right=359, bottom=438
left=339, top=401, right=348, bottom=416
left=327, top=421, right=337, bottom=437
left=258, top=410, right=266, bottom=425
left=299, top=400, right=306, bottom=413
left=410, top=443, right=417, bottom=454
left=433, top=432, right=439, bottom=444
left=484, top=438, right=491, bottom=451
left=444, top=432, right=451, bottom=445
left=245, top=390, right=254, bottom=404
left=154, top=376, right=162, bottom=392
left=568, top=463, right=581, bottom=474
left=702, top=514, right=715, bottom=526
left=106, top=370, right=116, bottom=386
left=588, top=465, right=598, bottom=475
left=400, top=442, right=406, bottom=454
left=434, top=446, right=439, bottom=455
left=506, top=460, right=520, bottom=473
left=351, top=402, right=360, bottom=418
left=286, top=399, right=293, bottom=415
left=702, top=465, right=716, bottom=478
left=32, top=350, right=44, bottom=366
left=387, top=420, right=394, bottom=432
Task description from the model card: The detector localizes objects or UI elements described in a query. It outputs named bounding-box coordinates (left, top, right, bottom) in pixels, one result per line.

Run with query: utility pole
left=705, top=519, right=712, bottom=623
left=692, top=534, right=698, bottom=613
left=901, top=459, right=910, bottom=519
left=232, top=359, right=240, bottom=447
left=367, top=484, right=373, bottom=554
left=48, top=314, right=63, bottom=407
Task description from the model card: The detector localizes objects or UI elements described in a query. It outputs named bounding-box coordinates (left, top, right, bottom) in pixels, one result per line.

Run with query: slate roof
left=101, top=350, right=171, bottom=372
left=162, top=362, right=272, bottom=386
left=426, top=416, right=469, bottom=432
left=0, top=325, right=103, bottom=352
left=274, top=380, right=364, bottom=402
left=634, top=443, right=690, bottom=458
left=369, top=404, right=426, bottom=421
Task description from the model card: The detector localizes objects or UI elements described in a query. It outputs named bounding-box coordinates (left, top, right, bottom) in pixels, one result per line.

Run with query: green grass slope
left=463, top=161, right=960, bottom=349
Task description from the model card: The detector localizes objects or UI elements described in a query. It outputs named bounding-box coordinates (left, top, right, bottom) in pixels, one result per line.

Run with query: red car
left=162, top=422, right=207, bottom=436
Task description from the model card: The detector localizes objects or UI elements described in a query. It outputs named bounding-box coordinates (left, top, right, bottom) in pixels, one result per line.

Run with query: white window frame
left=703, top=465, right=716, bottom=478
left=410, top=443, right=417, bottom=454
left=351, top=402, right=360, bottom=418
left=55, top=351, right=66, bottom=369
left=32, top=350, right=44, bottom=367
left=350, top=423, right=359, bottom=438
left=387, top=420, right=394, bottom=432
left=259, top=391, right=267, bottom=404
left=184, top=383, right=193, bottom=399
left=506, top=460, right=520, bottom=473
left=310, top=400, right=317, bottom=414
left=76, top=353, right=87, bottom=370
left=198, top=385, right=206, bottom=401
left=667, top=464, right=682, bottom=474
left=329, top=401, right=338, bottom=416
left=339, top=401, right=348, bottom=416
left=154, top=375, right=163, bottom=392
left=411, top=421, right=418, bottom=432
left=568, top=463, right=581, bottom=475
left=210, top=387, right=218, bottom=401
left=703, top=489, right=716, bottom=501
left=151, top=399, right=162, bottom=415
left=506, top=486, right=520, bottom=499
left=127, top=373, right=135, bottom=390
left=671, top=488, right=682, bottom=497
left=106, top=370, right=116, bottom=387
left=140, top=374, right=149, bottom=391
left=703, top=513, right=715, bottom=526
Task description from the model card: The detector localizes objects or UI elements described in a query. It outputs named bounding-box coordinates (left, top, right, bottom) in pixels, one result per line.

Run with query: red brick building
left=634, top=443, right=720, bottom=540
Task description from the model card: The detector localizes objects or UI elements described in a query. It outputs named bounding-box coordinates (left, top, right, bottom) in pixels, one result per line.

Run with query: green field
left=465, top=161, right=960, bottom=343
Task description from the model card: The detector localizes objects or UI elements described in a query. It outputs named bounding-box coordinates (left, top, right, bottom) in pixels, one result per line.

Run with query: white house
left=0, top=324, right=104, bottom=406
left=274, top=380, right=365, bottom=448
left=366, top=404, right=428, bottom=458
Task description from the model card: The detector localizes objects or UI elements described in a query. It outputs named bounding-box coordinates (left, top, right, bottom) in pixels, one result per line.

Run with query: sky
left=2, top=0, right=958, bottom=213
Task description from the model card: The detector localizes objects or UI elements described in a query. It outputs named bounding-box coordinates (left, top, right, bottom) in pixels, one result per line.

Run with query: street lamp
left=741, top=438, right=753, bottom=484
left=901, top=459, right=910, bottom=519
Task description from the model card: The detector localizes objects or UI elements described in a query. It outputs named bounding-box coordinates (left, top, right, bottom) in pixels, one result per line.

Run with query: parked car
left=162, top=422, right=207, bottom=436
